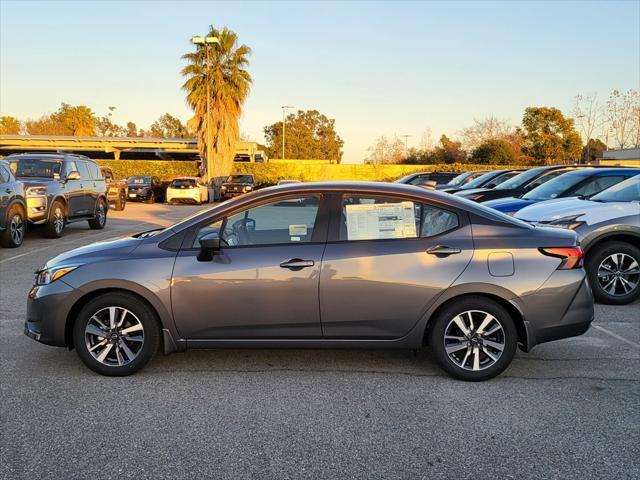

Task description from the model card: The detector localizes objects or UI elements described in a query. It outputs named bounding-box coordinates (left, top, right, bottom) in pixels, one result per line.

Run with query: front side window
left=194, top=196, right=320, bottom=247
left=339, top=196, right=458, bottom=241
left=75, top=161, right=91, bottom=180
left=591, top=175, right=640, bottom=202
left=0, top=165, right=9, bottom=183
left=64, top=161, right=78, bottom=177
left=572, top=175, right=626, bottom=198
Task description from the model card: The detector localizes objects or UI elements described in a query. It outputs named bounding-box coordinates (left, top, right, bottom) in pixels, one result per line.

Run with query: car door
left=0, top=164, right=10, bottom=216
left=320, top=193, right=474, bottom=338
left=62, top=160, right=85, bottom=217
left=171, top=194, right=329, bottom=339
left=75, top=160, right=96, bottom=214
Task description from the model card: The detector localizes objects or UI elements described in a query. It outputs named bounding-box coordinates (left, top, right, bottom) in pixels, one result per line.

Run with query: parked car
left=516, top=175, right=640, bottom=305
left=100, top=167, right=128, bottom=211
left=6, top=153, right=108, bottom=238
left=221, top=174, right=256, bottom=200
left=127, top=176, right=164, bottom=204
left=24, top=181, right=594, bottom=381
left=440, top=169, right=524, bottom=194
left=435, top=170, right=488, bottom=190
left=0, top=159, right=26, bottom=248
left=483, top=167, right=640, bottom=215
left=456, top=166, right=580, bottom=203
left=395, top=171, right=458, bottom=187
left=166, top=177, right=209, bottom=205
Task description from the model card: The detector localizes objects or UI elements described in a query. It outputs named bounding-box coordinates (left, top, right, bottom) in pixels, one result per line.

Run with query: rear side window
left=75, top=161, right=92, bottom=180
left=339, top=195, right=458, bottom=241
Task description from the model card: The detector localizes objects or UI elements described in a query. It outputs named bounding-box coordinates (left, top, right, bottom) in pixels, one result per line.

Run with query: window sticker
left=345, top=201, right=417, bottom=240
left=289, top=224, right=308, bottom=236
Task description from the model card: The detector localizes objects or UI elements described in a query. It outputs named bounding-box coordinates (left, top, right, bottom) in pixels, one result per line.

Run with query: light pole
left=191, top=35, right=220, bottom=181
left=281, top=105, right=294, bottom=160
left=401, top=134, right=411, bottom=151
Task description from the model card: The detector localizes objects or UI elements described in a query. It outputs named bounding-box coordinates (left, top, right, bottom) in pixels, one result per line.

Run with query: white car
left=166, top=177, right=209, bottom=205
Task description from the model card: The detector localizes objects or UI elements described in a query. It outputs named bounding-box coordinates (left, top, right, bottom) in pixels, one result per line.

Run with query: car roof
left=552, top=167, right=640, bottom=177
left=5, top=152, right=96, bottom=163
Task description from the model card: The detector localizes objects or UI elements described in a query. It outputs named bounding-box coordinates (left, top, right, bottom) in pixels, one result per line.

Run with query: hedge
left=95, top=159, right=527, bottom=185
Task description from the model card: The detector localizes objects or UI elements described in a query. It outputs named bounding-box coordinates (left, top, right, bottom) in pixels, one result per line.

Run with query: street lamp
left=281, top=105, right=294, bottom=160
left=401, top=134, right=411, bottom=150
left=191, top=35, right=220, bottom=181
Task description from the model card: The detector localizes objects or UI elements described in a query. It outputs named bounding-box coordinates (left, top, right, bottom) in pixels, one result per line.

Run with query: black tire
left=114, top=191, right=126, bottom=211
left=1, top=204, right=26, bottom=248
left=146, top=194, right=155, bottom=204
left=73, top=292, right=161, bottom=376
left=43, top=200, right=66, bottom=238
left=88, top=198, right=108, bottom=229
left=428, top=296, right=517, bottom=381
left=586, top=241, right=640, bottom=305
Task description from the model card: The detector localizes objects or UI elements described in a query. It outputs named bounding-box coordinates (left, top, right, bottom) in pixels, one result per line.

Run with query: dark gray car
left=24, top=182, right=594, bottom=381
left=516, top=175, right=640, bottom=305
left=6, top=153, right=108, bottom=238
left=0, top=159, right=26, bottom=248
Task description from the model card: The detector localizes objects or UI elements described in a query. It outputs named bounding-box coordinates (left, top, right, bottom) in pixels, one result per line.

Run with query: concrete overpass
left=0, top=135, right=267, bottom=163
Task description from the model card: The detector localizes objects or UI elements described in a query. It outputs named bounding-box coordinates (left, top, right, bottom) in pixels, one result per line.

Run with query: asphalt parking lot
left=1, top=202, right=639, bottom=480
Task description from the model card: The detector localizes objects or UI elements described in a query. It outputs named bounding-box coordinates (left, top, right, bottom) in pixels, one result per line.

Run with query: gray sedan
left=24, top=182, right=594, bottom=381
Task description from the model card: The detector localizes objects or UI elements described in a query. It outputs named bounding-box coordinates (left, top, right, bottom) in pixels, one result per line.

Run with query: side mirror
left=199, top=231, right=221, bottom=251
left=245, top=218, right=256, bottom=231
left=66, top=171, right=81, bottom=181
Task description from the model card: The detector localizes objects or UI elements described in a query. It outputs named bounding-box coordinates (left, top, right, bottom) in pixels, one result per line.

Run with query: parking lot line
left=0, top=246, right=53, bottom=265
left=593, top=324, right=640, bottom=349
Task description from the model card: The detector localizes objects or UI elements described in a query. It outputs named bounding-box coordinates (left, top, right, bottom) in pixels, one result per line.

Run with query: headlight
left=221, top=185, right=227, bottom=190
left=548, top=215, right=585, bottom=230
left=243, top=185, right=252, bottom=191
left=35, top=265, right=81, bottom=285
left=26, top=186, right=47, bottom=196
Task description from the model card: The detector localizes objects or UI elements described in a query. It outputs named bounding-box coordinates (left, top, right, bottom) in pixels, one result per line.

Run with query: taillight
left=539, top=246, right=584, bottom=269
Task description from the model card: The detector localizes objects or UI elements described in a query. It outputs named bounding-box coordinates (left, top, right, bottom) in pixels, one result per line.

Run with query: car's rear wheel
left=1, top=204, right=25, bottom=248
left=428, top=297, right=517, bottom=381
left=88, top=198, right=107, bottom=229
left=115, top=191, right=126, bottom=211
left=587, top=241, right=640, bottom=305
left=43, top=200, right=65, bottom=238
left=73, top=293, right=160, bottom=376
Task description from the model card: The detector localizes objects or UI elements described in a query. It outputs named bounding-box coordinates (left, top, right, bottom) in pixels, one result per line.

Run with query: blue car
left=483, top=167, right=640, bottom=215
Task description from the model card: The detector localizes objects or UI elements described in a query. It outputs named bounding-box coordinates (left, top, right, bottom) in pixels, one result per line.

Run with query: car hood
left=515, top=198, right=640, bottom=224
left=482, top=197, right=537, bottom=214
left=44, top=236, right=143, bottom=270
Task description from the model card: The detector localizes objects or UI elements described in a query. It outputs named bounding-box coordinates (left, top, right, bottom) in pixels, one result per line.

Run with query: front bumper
left=26, top=195, right=48, bottom=223
left=127, top=190, right=152, bottom=201
left=517, top=270, right=594, bottom=350
left=24, top=280, right=81, bottom=347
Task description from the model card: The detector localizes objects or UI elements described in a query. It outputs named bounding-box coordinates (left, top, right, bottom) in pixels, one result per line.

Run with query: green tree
left=0, top=116, right=21, bottom=134
left=520, top=107, right=582, bottom=165
left=471, top=139, right=519, bottom=165
left=581, top=138, right=607, bottom=163
left=149, top=113, right=189, bottom=138
left=26, top=103, right=97, bottom=136
left=181, top=26, right=252, bottom=179
left=264, top=109, right=344, bottom=162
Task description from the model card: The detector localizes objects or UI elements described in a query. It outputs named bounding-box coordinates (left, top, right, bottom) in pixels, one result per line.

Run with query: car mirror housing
left=66, top=171, right=81, bottom=181
left=199, top=232, right=221, bottom=251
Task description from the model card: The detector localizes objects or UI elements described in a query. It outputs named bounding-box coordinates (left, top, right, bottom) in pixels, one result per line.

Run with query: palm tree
left=181, top=26, right=252, bottom=179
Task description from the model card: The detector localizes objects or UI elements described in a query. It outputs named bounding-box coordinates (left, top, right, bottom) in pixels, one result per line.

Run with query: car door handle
left=280, top=259, right=315, bottom=270
left=426, top=245, right=461, bottom=256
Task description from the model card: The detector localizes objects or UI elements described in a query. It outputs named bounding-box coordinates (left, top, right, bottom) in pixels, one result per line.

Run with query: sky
left=1, top=0, right=639, bottom=163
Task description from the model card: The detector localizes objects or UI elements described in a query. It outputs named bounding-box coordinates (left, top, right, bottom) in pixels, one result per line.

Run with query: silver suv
left=6, top=153, right=108, bottom=238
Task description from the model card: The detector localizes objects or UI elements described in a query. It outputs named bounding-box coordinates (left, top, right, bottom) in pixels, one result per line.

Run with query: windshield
left=495, top=167, right=551, bottom=190
left=226, top=175, right=253, bottom=183
left=591, top=175, right=640, bottom=202
left=460, top=171, right=504, bottom=190
left=447, top=171, right=475, bottom=186
left=129, top=176, right=151, bottom=185
left=522, top=172, right=587, bottom=200
left=8, top=158, right=63, bottom=178
left=170, top=179, right=197, bottom=188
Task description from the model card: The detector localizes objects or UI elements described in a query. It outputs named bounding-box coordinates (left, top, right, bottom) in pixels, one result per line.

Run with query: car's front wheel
left=587, top=241, right=640, bottom=305
left=43, top=200, right=66, bottom=238
left=1, top=204, right=25, bottom=248
left=73, top=293, right=161, bottom=376
left=428, top=296, right=517, bottom=381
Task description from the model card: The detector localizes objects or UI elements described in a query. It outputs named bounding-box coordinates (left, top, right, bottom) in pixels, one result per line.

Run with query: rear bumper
left=517, top=270, right=594, bottom=350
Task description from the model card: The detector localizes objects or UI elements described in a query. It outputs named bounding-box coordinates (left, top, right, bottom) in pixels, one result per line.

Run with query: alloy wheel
left=10, top=213, right=24, bottom=245
left=597, top=253, right=639, bottom=297
left=53, top=207, right=64, bottom=234
left=96, top=203, right=106, bottom=226
left=443, top=310, right=505, bottom=371
left=84, top=306, right=144, bottom=367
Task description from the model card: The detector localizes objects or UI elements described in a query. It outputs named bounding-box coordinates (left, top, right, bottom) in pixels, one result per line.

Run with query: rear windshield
left=129, top=176, right=151, bottom=185
left=170, top=179, right=197, bottom=188
left=8, top=158, right=63, bottom=178
left=591, top=175, right=640, bottom=202
left=226, top=175, right=253, bottom=183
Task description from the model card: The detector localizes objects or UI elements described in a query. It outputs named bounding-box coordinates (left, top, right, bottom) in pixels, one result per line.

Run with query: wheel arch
left=421, top=287, right=529, bottom=351
left=583, top=232, right=640, bottom=254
